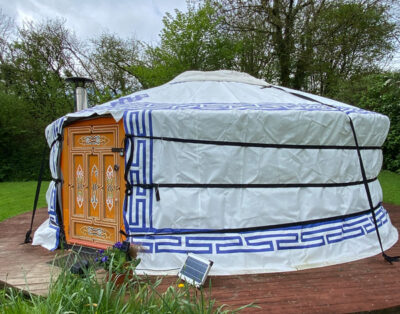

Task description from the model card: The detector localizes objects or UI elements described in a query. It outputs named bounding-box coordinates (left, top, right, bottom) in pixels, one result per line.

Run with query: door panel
left=73, top=131, right=115, bottom=148
left=61, top=117, right=125, bottom=249
left=73, top=221, right=117, bottom=243
left=72, top=153, right=85, bottom=216
left=103, top=154, right=117, bottom=221
left=88, top=154, right=100, bottom=219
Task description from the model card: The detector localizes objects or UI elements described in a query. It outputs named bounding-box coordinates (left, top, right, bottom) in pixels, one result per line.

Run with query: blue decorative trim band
left=130, top=206, right=389, bottom=254
left=123, top=110, right=154, bottom=233
left=80, top=96, right=377, bottom=115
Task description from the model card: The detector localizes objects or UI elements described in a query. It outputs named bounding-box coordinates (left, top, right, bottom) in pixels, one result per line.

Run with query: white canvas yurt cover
left=33, top=70, right=398, bottom=275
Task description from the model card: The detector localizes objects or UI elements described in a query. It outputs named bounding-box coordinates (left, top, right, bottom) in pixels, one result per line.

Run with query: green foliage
left=0, top=93, right=51, bottom=179
left=378, top=170, right=400, bottom=205
left=0, top=2, right=399, bottom=181
left=4, top=19, right=75, bottom=118
left=0, top=181, right=49, bottom=222
left=312, top=1, right=396, bottom=95
left=334, top=72, right=400, bottom=173
left=0, top=254, right=255, bottom=313
left=360, top=73, right=400, bottom=174
left=0, top=92, right=40, bottom=181
left=215, top=0, right=398, bottom=91
left=131, top=1, right=239, bottom=88
left=85, top=33, right=141, bottom=101
left=0, top=19, right=75, bottom=181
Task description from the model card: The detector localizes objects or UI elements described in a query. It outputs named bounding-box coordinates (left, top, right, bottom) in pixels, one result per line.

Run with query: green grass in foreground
left=378, top=170, right=400, bottom=206
left=0, top=254, right=255, bottom=313
left=0, top=181, right=49, bottom=222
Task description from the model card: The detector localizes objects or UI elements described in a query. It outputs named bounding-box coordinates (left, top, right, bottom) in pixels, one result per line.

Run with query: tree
left=214, top=0, right=398, bottom=94
left=311, top=1, right=397, bottom=96
left=0, top=19, right=77, bottom=180
left=2, top=19, right=80, bottom=117
left=83, top=33, right=141, bottom=103
left=0, top=10, right=14, bottom=64
left=130, top=1, right=239, bottom=88
left=0, top=92, right=32, bottom=180
left=358, top=73, right=400, bottom=173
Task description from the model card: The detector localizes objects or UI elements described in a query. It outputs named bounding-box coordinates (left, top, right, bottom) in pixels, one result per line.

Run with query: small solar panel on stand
left=178, top=253, right=213, bottom=288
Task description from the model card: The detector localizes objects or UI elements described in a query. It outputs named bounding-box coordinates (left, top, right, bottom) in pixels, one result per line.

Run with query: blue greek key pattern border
left=76, top=92, right=377, bottom=115
left=121, top=108, right=388, bottom=254
left=130, top=206, right=389, bottom=254
left=123, top=110, right=154, bottom=232
left=47, top=181, right=58, bottom=227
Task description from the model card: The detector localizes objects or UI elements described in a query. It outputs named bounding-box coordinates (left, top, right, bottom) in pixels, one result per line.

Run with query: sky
left=0, top=0, right=399, bottom=69
left=0, top=0, right=188, bottom=44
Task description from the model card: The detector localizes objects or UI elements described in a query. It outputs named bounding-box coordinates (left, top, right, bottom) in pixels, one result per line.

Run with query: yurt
left=33, top=70, right=398, bottom=275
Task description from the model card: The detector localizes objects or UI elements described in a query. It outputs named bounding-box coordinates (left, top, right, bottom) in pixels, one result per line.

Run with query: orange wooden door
left=61, top=117, right=125, bottom=249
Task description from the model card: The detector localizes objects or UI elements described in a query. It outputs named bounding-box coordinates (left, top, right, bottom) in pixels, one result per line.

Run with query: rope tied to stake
left=23, top=133, right=64, bottom=244
left=348, top=118, right=400, bottom=264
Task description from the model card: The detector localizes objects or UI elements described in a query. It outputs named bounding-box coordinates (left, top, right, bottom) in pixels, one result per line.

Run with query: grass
left=0, top=181, right=49, bottom=222
left=0, top=253, right=255, bottom=313
left=378, top=170, right=400, bottom=205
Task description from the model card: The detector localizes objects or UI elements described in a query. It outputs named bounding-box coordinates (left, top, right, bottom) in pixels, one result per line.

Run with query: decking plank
left=0, top=205, right=399, bottom=312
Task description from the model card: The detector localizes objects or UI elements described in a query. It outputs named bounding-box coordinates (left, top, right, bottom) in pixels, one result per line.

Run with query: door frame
left=60, top=116, right=126, bottom=249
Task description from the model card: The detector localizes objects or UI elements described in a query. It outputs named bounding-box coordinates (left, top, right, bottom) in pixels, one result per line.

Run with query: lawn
left=0, top=181, right=49, bottom=222
left=378, top=170, right=400, bottom=205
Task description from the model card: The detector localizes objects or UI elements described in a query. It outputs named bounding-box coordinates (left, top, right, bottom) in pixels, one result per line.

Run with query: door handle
left=114, top=164, right=119, bottom=171
left=111, top=148, right=124, bottom=156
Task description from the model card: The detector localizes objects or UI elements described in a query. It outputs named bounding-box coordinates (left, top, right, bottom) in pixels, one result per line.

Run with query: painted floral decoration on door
left=106, top=165, right=114, bottom=211
left=76, top=164, right=84, bottom=208
left=91, top=164, right=99, bottom=209
left=79, top=135, right=109, bottom=146
left=80, top=226, right=111, bottom=239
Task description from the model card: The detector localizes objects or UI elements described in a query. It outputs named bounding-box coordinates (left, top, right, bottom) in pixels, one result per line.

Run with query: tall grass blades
left=0, top=251, right=256, bottom=313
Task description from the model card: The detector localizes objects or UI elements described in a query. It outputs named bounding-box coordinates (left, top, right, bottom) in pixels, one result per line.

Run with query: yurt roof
left=64, top=70, right=378, bottom=123
left=54, top=69, right=389, bottom=151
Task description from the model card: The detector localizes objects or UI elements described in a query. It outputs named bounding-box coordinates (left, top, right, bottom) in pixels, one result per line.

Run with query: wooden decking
left=0, top=209, right=61, bottom=296
left=1, top=205, right=400, bottom=313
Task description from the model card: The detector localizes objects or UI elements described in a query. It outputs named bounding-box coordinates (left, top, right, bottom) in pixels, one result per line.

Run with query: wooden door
left=61, top=117, right=125, bottom=249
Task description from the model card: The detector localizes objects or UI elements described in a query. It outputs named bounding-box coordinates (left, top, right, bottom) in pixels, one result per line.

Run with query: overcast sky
left=1, top=0, right=399, bottom=69
left=0, top=0, right=188, bottom=44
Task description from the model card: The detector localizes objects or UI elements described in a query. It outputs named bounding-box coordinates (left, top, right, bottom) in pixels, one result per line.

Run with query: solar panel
left=178, top=253, right=213, bottom=288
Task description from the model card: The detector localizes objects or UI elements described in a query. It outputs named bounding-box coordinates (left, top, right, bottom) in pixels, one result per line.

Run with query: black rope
left=126, top=134, right=380, bottom=151
left=54, top=132, right=67, bottom=249
left=348, top=118, right=399, bottom=264
left=126, top=177, right=377, bottom=191
left=23, top=145, right=48, bottom=244
left=50, top=133, right=63, bottom=149
left=23, top=133, right=64, bottom=245
left=120, top=203, right=381, bottom=237
left=123, top=135, right=135, bottom=215
left=271, top=85, right=399, bottom=264
left=271, top=86, right=339, bottom=110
